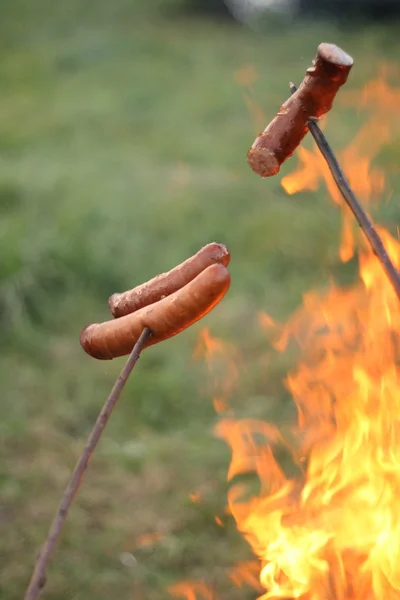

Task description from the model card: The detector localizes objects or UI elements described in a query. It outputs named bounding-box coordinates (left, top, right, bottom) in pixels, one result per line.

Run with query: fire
left=229, top=560, right=264, bottom=592
left=214, top=70, right=400, bottom=599
left=234, top=63, right=267, bottom=135
left=281, top=69, right=397, bottom=262
left=194, top=328, right=240, bottom=413
left=281, top=120, right=388, bottom=207
left=282, top=68, right=398, bottom=205
left=134, top=531, right=164, bottom=548
left=168, top=580, right=215, bottom=600
left=168, top=69, right=400, bottom=599
left=216, top=225, right=400, bottom=599
left=189, top=491, right=202, bottom=504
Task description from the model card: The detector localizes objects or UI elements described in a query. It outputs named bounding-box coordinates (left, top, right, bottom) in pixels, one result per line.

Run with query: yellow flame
left=215, top=227, right=400, bottom=599
left=212, top=71, right=400, bottom=599
left=170, top=68, right=400, bottom=600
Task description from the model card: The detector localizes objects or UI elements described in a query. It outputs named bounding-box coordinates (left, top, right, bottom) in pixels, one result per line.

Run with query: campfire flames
left=217, top=225, right=400, bottom=600
left=170, top=70, right=400, bottom=599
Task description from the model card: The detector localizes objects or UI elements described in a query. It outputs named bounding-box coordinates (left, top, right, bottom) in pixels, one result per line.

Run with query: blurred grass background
left=0, top=1, right=399, bottom=598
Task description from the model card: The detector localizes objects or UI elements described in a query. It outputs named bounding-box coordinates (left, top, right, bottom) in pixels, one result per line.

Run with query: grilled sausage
left=109, top=242, right=230, bottom=318
left=81, top=263, right=231, bottom=360
left=247, top=43, right=353, bottom=178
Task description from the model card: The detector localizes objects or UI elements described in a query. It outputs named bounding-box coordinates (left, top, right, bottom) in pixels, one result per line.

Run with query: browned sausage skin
left=81, top=263, right=231, bottom=360
left=109, top=242, right=230, bottom=318
left=247, top=43, right=354, bottom=178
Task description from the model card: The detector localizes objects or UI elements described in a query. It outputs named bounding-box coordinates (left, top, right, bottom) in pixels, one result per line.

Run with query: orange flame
left=281, top=69, right=398, bottom=262
left=340, top=65, right=400, bottom=114
left=134, top=531, right=164, bottom=548
left=214, top=515, right=224, bottom=527
left=235, top=63, right=267, bottom=134
left=204, top=71, right=400, bottom=599
left=168, top=580, right=216, bottom=600
left=170, top=68, right=400, bottom=600
left=214, top=66, right=400, bottom=596
left=229, top=560, right=264, bottom=591
left=194, top=328, right=239, bottom=413
left=216, top=226, right=400, bottom=599
left=281, top=120, right=388, bottom=207
left=189, top=491, right=202, bottom=504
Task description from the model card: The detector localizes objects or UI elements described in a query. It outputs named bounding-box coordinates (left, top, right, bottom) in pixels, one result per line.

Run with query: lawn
left=1, top=2, right=399, bottom=599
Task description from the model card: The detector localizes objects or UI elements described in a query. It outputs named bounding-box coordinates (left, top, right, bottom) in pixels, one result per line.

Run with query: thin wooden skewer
left=290, top=82, right=400, bottom=301
left=25, top=327, right=152, bottom=600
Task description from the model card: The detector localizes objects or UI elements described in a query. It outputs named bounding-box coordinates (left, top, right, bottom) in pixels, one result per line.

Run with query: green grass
left=0, top=2, right=399, bottom=598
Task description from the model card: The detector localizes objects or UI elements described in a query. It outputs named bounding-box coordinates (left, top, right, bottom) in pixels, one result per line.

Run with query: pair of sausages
left=80, top=243, right=231, bottom=360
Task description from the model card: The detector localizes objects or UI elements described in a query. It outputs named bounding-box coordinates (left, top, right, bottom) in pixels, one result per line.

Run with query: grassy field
left=1, top=2, right=399, bottom=599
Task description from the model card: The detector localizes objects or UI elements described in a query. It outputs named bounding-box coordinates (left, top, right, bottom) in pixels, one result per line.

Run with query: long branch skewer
left=24, top=327, right=152, bottom=600
left=25, top=245, right=232, bottom=600
left=290, top=82, right=400, bottom=301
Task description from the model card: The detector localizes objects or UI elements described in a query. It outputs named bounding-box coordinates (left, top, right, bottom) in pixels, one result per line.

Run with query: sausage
left=81, top=263, right=231, bottom=360
left=109, top=242, right=230, bottom=318
left=247, top=43, right=354, bottom=178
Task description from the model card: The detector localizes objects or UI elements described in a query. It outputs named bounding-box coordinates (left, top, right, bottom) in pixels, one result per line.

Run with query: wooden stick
left=289, top=82, right=400, bottom=302
left=24, top=327, right=152, bottom=600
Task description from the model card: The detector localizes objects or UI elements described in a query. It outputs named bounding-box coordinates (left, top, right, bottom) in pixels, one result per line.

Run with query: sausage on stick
left=109, top=242, right=230, bottom=318
left=81, top=263, right=231, bottom=360
left=26, top=253, right=233, bottom=600
left=247, top=43, right=354, bottom=178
